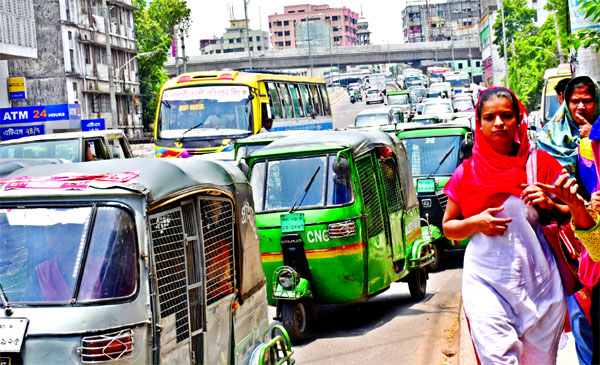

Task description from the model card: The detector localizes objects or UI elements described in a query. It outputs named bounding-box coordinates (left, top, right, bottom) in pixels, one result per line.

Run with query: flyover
left=165, top=40, right=480, bottom=75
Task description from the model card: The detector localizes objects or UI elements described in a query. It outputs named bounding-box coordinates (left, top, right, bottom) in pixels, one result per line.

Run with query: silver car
left=365, top=89, right=384, bottom=105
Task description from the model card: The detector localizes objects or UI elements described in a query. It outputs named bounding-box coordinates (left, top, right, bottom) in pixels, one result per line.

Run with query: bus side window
left=289, top=84, right=305, bottom=117
left=299, top=84, right=313, bottom=116
left=267, top=82, right=283, bottom=119
left=310, top=85, right=323, bottom=116
left=318, top=84, right=330, bottom=116
left=278, top=83, right=294, bottom=118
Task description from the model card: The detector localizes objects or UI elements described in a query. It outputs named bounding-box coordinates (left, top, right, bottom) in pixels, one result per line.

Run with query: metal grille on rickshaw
left=199, top=198, right=235, bottom=305
left=381, top=157, right=404, bottom=212
left=356, top=154, right=384, bottom=238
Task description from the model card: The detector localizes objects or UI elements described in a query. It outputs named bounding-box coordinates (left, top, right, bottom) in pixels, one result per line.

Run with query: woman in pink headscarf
left=442, top=87, right=569, bottom=363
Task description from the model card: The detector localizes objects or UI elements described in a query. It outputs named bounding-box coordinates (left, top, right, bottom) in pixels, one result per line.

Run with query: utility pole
left=307, top=17, right=313, bottom=77
left=102, top=0, right=118, bottom=130
left=499, top=0, right=509, bottom=88
left=173, top=28, right=179, bottom=75
left=554, top=12, right=565, bottom=64
left=180, top=29, right=187, bottom=73
left=244, top=0, right=253, bottom=70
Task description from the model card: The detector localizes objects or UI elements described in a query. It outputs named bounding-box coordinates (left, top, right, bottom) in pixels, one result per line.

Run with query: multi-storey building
left=268, top=4, right=359, bottom=50
left=0, top=0, right=37, bottom=108
left=200, top=19, right=269, bottom=55
left=402, top=0, right=480, bottom=43
left=6, top=0, right=141, bottom=135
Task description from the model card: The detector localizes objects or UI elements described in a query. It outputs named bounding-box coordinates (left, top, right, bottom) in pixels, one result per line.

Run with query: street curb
left=328, top=87, right=348, bottom=105
left=458, top=301, right=476, bottom=365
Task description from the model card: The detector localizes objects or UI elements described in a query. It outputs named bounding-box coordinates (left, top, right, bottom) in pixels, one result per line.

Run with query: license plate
left=0, top=318, right=28, bottom=353
left=281, top=213, right=305, bottom=233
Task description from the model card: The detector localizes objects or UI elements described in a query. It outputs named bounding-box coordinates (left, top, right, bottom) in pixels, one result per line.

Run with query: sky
left=183, top=0, right=406, bottom=56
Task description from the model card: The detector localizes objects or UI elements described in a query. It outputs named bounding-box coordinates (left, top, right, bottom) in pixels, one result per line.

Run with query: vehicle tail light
left=380, top=93, right=383, bottom=97
left=220, top=73, right=234, bottom=80
left=328, top=220, right=356, bottom=238
left=78, top=329, right=134, bottom=363
left=378, top=146, right=393, bottom=159
left=177, top=75, right=191, bottom=83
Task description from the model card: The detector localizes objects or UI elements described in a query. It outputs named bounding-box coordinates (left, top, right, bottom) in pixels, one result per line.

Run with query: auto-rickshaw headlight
left=277, top=268, right=298, bottom=289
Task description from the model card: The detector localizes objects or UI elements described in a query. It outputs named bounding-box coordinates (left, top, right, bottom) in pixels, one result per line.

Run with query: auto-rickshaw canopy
left=248, top=130, right=419, bottom=211
left=0, top=158, right=265, bottom=304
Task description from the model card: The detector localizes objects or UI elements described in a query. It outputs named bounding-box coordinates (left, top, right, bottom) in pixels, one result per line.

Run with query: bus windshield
left=0, top=206, right=137, bottom=304
left=403, top=135, right=462, bottom=176
left=446, top=78, right=469, bottom=88
left=250, top=155, right=353, bottom=212
left=158, top=85, right=252, bottom=139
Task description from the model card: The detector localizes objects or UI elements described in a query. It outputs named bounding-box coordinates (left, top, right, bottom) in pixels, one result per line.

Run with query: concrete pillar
left=577, top=47, right=600, bottom=81
left=0, top=61, right=9, bottom=108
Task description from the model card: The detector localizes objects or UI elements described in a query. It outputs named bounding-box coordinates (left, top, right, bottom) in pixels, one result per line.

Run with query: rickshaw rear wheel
left=408, top=267, right=427, bottom=300
left=281, top=299, right=310, bottom=343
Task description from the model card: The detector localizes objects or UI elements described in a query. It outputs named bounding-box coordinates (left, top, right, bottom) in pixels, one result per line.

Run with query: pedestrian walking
left=442, top=87, right=568, bottom=364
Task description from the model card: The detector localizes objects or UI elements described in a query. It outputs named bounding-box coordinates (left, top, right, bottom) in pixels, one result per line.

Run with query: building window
left=332, top=16, right=339, bottom=21
left=229, top=39, right=234, bottom=44
left=256, top=36, right=261, bottom=41
left=284, top=30, right=290, bottom=36
left=285, top=41, right=291, bottom=46
left=85, top=45, right=90, bottom=64
left=257, top=46, right=262, bottom=50
left=476, top=61, right=480, bottom=67
left=68, top=31, right=72, bottom=40
left=73, top=82, right=77, bottom=92
left=458, top=63, right=463, bottom=69
left=276, top=21, right=282, bottom=26
left=284, top=20, right=289, bottom=26
left=69, top=49, right=75, bottom=71
left=248, top=37, right=253, bottom=43
left=236, top=38, right=241, bottom=43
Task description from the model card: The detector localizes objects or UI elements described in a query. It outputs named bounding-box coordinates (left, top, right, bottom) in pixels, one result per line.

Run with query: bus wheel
left=281, top=300, right=310, bottom=343
left=408, top=267, right=427, bottom=300
left=428, top=242, right=443, bottom=272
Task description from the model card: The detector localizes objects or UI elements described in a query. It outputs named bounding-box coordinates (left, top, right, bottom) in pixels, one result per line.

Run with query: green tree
left=508, top=15, right=560, bottom=111
left=569, top=0, right=600, bottom=51
left=134, top=0, right=191, bottom=132
left=493, top=0, right=537, bottom=58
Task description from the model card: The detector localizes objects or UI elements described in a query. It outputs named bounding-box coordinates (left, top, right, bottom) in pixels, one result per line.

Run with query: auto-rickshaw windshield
left=158, top=85, right=252, bottom=138
left=403, top=135, right=462, bottom=176
left=0, top=206, right=137, bottom=304
left=250, top=155, right=353, bottom=212
left=355, top=114, right=390, bottom=127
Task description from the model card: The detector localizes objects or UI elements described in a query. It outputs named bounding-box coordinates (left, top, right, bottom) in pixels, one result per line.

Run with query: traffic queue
left=2, top=67, right=600, bottom=364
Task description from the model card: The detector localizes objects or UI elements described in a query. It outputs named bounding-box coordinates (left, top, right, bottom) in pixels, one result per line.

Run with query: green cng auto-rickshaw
left=244, top=130, right=439, bottom=341
left=397, top=122, right=473, bottom=270
left=0, top=159, right=293, bottom=364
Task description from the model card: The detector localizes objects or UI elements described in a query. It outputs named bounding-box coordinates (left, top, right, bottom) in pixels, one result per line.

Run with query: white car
left=365, top=89, right=384, bottom=105
left=421, top=100, right=454, bottom=121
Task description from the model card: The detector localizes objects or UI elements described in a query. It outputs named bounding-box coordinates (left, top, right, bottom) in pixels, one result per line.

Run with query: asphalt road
left=268, top=255, right=465, bottom=365
left=332, top=91, right=391, bottom=129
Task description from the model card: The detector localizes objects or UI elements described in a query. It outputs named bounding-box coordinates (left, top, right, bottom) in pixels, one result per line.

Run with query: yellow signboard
left=8, top=77, right=26, bottom=99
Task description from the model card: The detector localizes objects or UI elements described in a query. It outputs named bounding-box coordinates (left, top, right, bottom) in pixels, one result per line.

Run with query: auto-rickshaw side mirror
left=239, top=159, right=250, bottom=175
left=332, top=154, right=349, bottom=175
left=460, top=137, right=474, bottom=159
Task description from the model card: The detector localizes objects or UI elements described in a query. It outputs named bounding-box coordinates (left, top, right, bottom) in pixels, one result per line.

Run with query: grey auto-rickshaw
left=0, top=158, right=293, bottom=364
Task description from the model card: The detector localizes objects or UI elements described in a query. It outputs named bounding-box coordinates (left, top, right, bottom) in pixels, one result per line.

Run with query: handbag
left=527, top=152, right=583, bottom=296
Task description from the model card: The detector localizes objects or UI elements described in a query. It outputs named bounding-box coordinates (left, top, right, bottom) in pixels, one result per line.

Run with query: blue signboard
left=1, top=125, right=44, bottom=141
left=0, top=104, right=81, bottom=125
left=81, top=118, right=106, bottom=131
left=9, top=91, right=25, bottom=100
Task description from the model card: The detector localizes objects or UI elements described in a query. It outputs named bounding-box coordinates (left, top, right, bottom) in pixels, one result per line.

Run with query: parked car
left=364, top=89, right=384, bottom=105
left=0, top=130, right=133, bottom=162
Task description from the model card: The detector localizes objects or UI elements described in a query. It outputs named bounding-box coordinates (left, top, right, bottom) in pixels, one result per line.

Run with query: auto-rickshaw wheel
left=428, top=241, right=443, bottom=272
left=408, top=267, right=427, bottom=300
left=281, top=299, right=310, bottom=343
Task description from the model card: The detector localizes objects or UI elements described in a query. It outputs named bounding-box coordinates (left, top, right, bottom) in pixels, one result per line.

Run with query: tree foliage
left=569, top=0, right=600, bottom=51
left=493, top=0, right=537, bottom=58
left=508, top=15, right=561, bottom=111
left=133, top=0, right=191, bottom=132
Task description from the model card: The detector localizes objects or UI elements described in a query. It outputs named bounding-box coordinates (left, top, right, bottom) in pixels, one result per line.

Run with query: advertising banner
left=0, top=125, right=44, bottom=141
left=0, top=104, right=81, bottom=125
left=81, top=118, right=106, bottom=131
left=7, top=77, right=26, bottom=100
left=569, top=0, right=600, bottom=32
